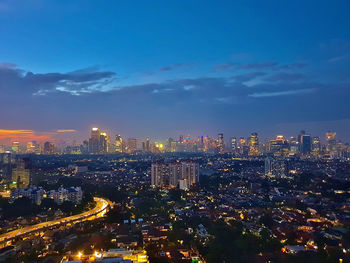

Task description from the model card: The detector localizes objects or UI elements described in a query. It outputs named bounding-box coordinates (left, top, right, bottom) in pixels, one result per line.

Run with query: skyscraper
left=115, top=134, right=123, bottom=153
left=231, top=137, right=237, bottom=153
left=217, top=133, right=224, bottom=153
left=0, top=152, right=12, bottom=183
left=88, top=127, right=100, bottom=154
left=326, top=131, right=337, bottom=152
left=12, top=158, right=31, bottom=188
left=248, top=132, right=259, bottom=156
left=43, top=141, right=55, bottom=154
left=301, top=134, right=312, bottom=154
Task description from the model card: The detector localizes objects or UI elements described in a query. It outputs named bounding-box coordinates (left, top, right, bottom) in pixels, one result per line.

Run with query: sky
left=0, top=0, right=350, bottom=145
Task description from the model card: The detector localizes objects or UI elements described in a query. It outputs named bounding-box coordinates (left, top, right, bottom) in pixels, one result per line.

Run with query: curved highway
left=0, top=197, right=111, bottom=244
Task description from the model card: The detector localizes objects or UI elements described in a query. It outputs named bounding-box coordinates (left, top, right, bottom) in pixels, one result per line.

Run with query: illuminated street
left=0, top=197, right=111, bottom=245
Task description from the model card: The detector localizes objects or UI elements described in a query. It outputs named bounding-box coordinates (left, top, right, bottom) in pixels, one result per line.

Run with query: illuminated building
left=0, top=152, right=12, bottom=183
left=231, top=137, right=237, bottom=154
left=301, top=134, right=312, bottom=154
left=89, top=127, right=101, bottom=154
left=43, top=141, right=55, bottom=154
left=26, top=142, right=35, bottom=153
left=12, top=158, right=30, bottom=188
left=100, top=132, right=108, bottom=153
left=146, top=137, right=151, bottom=152
left=269, top=135, right=289, bottom=156
left=312, top=136, right=321, bottom=155
left=151, top=161, right=199, bottom=189
left=115, top=134, right=123, bottom=153
left=217, top=133, right=224, bottom=153
left=88, top=128, right=108, bottom=154
left=11, top=142, right=19, bottom=153
left=289, top=136, right=299, bottom=155
left=248, top=132, right=259, bottom=156
left=126, top=138, right=137, bottom=153
left=326, top=131, right=337, bottom=152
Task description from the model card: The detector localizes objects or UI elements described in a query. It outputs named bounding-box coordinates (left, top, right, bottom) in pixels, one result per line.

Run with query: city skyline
left=0, top=126, right=348, bottom=147
left=1, top=1, right=350, bottom=141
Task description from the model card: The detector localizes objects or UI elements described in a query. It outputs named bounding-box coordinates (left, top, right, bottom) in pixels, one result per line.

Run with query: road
left=0, top=197, right=111, bottom=244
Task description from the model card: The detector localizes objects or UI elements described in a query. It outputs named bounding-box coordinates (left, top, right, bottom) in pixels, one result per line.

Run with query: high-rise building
left=0, top=152, right=12, bottom=183
left=217, top=133, right=224, bottom=153
left=326, top=131, right=337, bottom=152
left=248, top=132, right=259, bottom=156
left=231, top=137, right=237, bottom=153
left=12, top=158, right=31, bottom=188
left=312, top=136, right=321, bottom=155
left=151, top=161, right=199, bottom=189
left=43, top=141, right=55, bottom=154
left=126, top=138, right=137, bottom=153
left=301, top=134, right=312, bottom=154
left=12, top=142, right=19, bottom=153
left=99, top=132, right=108, bottom=153
left=89, top=127, right=100, bottom=154
left=115, top=134, right=123, bottom=153
left=88, top=128, right=108, bottom=154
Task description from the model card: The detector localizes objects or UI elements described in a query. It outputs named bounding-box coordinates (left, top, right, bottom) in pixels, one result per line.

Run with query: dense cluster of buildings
left=10, top=186, right=83, bottom=205
left=1, top=128, right=349, bottom=159
left=151, top=161, right=199, bottom=190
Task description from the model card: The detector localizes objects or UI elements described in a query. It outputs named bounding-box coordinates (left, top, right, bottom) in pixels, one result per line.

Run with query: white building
left=151, top=161, right=199, bottom=189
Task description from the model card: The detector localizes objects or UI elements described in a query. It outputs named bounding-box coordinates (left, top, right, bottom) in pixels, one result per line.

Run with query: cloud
left=0, top=129, right=51, bottom=143
left=213, top=61, right=306, bottom=72
left=0, top=64, right=117, bottom=96
left=56, top=129, right=77, bottom=133
left=264, top=72, right=305, bottom=82
left=248, top=88, right=316, bottom=98
left=231, top=72, right=266, bottom=82
left=158, top=62, right=194, bottom=72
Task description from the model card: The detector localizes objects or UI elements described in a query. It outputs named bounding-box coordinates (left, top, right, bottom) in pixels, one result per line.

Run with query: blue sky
left=0, top=0, right=350, bottom=143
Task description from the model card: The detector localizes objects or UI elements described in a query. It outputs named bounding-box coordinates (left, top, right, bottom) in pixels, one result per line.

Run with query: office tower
left=269, top=135, right=289, bottom=156
left=26, top=142, right=35, bottom=153
left=265, top=157, right=286, bottom=178
left=217, top=133, right=224, bottom=153
left=151, top=161, right=199, bottom=189
left=88, top=127, right=100, bottom=154
left=126, top=138, right=137, bottom=153
left=146, top=137, right=151, bottom=152
left=301, top=134, right=312, bottom=154
left=289, top=136, right=299, bottom=155
left=81, top=140, right=89, bottom=154
left=231, top=137, right=237, bottom=153
left=12, top=142, right=19, bottom=153
left=326, top=131, right=337, bottom=152
left=115, top=134, right=123, bottom=153
left=12, top=158, right=31, bottom=188
left=298, top=130, right=306, bottom=144
left=0, top=152, right=12, bottom=183
left=312, top=136, right=321, bottom=155
left=179, top=135, right=184, bottom=143
left=43, top=141, right=55, bottom=154
left=99, top=132, right=108, bottom=153
left=248, top=132, right=259, bottom=156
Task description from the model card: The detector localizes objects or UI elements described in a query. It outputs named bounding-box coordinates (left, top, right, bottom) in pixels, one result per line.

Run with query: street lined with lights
left=0, top=197, right=111, bottom=245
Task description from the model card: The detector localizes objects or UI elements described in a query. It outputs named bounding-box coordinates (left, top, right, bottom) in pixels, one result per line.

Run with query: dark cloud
left=1, top=62, right=349, bottom=141
left=0, top=64, right=116, bottom=95
left=159, top=62, right=194, bottom=72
